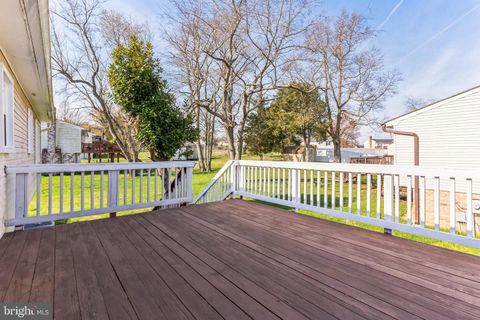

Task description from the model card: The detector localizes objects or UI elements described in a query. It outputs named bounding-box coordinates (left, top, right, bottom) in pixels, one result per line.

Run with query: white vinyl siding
left=392, top=88, right=480, bottom=169
left=388, top=87, right=480, bottom=192
left=0, top=64, right=14, bottom=152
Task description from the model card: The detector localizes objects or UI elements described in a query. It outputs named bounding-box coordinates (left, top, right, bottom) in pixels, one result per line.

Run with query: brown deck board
left=4, top=229, right=42, bottom=303
left=159, top=211, right=393, bottom=320
left=210, top=201, right=480, bottom=303
left=0, top=199, right=479, bottom=319
left=130, top=214, right=254, bottom=320
left=182, top=202, right=480, bottom=320
left=79, top=222, right=137, bottom=320
left=54, top=224, right=81, bottom=320
left=29, top=228, right=55, bottom=304
left=205, top=201, right=480, bottom=317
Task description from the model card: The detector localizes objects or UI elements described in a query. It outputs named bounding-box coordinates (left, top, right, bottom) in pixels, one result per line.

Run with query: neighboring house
left=384, top=85, right=480, bottom=229
left=41, top=120, right=83, bottom=163
left=0, top=0, right=54, bottom=236
left=312, top=139, right=386, bottom=163
left=384, top=85, right=480, bottom=169
left=363, top=136, right=394, bottom=152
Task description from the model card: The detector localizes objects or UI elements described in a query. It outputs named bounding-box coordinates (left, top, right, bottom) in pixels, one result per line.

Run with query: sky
left=99, top=0, right=480, bottom=141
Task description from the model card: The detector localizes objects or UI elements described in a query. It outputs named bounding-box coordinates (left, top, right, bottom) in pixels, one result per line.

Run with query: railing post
left=186, top=167, right=193, bottom=202
left=230, top=161, right=237, bottom=199
left=383, top=174, right=394, bottom=233
left=291, top=169, right=300, bottom=212
left=14, top=173, right=28, bottom=226
left=237, top=164, right=245, bottom=196
left=108, top=170, right=119, bottom=217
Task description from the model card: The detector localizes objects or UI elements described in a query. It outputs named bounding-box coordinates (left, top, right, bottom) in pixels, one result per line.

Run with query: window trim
left=0, top=64, right=15, bottom=153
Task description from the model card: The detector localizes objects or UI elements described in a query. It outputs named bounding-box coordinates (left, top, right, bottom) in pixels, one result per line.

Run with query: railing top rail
left=193, top=160, right=235, bottom=203
left=237, top=160, right=480, bottom=180
left=5, top=161, right=197, bottom=174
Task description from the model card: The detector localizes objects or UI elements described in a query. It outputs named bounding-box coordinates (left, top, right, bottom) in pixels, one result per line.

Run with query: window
left=27, top=108, right=34, bottom=154
left=0, top=64, right=14, bottom=152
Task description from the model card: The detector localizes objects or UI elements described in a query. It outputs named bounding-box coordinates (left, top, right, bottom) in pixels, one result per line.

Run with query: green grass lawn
left=28, top=149, right=480, bottom=256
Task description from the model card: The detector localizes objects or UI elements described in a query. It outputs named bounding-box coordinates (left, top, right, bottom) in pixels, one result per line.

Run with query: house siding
left=0, top=51, right=41, bottom=237
left=392, top=88, right=480, bottom=169
left=390, top=87, right=480, bottom=198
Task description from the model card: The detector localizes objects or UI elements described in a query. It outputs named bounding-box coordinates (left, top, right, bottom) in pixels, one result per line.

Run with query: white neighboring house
left=384, top=85, right=480, bottom=169
left=363, top=136, right=394, bottom=153
left=312, top=140, right=386, bottom=163
left=0, top=0, right=54, bottom=237
left=41, top=120, right=83, bottom=163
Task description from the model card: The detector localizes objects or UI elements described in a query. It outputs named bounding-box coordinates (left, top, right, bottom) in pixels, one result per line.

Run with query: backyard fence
left=5, top=161, right=195, bottom=227
left=195, top=160, right=480, bottom=248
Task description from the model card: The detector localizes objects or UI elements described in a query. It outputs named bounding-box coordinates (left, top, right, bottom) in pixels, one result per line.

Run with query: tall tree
left=108, top=36, right=198, bottom=161
left=244, top=100, right=295, bottom=159
left=302, top=11, right=400, bottom=162
left=267, top=86, right=327, bottom=151
left=51, top=0, right=148, bottom=161
left=166, top=3, right=218, bottom=171
left=168, top=0, right=311, bottom=160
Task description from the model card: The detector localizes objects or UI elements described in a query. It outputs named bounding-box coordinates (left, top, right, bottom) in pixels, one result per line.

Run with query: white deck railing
left=195, top=160, right=480, bottom=248
left=194, top=160, right=235, bottom=204
left=6, top=161, right=195, bottom=227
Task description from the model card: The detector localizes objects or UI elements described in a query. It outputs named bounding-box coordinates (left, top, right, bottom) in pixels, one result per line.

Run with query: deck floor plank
left=115, top=217, right=225, bottom=320
left=129, top=214, right=255, bottom=320
left=0, top=199, right=479, bottom=320
left=79, top=222, right=138, bottom=320
left=139, top=213, right=296, bottom=320
left=4, top=229, right=42, bottom=303
left=206, top=201, right=480, bottom=316
left=211, top=201, right=480, bottom=304
left=166, top=210, right=401, bottom=320
left=220, top=200, right=480, bottom=276
left=182, top=202, right=480, bottom=320
left=29, top=228, right=55, bottom=304
left=68, top=223, right=110, bottom=320
left=54, top=225, right=82, bottom=320
left=90, top=219, right=166, bottom=320
left=0, top=231, right=29, bottom=300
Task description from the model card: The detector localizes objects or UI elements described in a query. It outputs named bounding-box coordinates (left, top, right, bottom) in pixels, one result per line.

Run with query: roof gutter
left=382, top=124, right=420, bottom=225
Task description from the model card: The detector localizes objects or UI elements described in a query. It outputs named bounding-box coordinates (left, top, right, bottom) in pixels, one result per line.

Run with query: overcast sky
left=96, top=0, right=480, bottom=140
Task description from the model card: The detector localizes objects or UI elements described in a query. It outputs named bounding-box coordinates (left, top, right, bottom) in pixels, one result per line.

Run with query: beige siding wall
left=0, top=51, right=41, bottom=237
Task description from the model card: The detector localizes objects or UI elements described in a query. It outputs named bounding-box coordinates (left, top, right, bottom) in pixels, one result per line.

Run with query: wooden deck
left=1, top=200, right=480, bottom=320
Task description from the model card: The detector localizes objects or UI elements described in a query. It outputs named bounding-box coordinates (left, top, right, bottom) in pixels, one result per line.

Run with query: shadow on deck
left=0, top=199, right=480, bottom=319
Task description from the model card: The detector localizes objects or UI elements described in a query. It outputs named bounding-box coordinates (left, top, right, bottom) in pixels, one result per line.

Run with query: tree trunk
left=225, top=126, right=236, bottom=160
left=206, top=118, right=214, bottom=171
left=196, top=141, right=206, bottom=172
left=333, top=137, right=342, bottom=163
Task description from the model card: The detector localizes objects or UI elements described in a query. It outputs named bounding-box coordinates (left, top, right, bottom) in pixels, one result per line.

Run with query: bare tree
left=51, top=0, right=147, bottom=161
left=404, top=96, right=433, bottom=112
left=56, top=99, right=86, bottom=126
left=168, top=0, right=310, bottom=160
left=166, top=2, right=219, bottom=171
left=302, top=11, right=401, bottom=162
